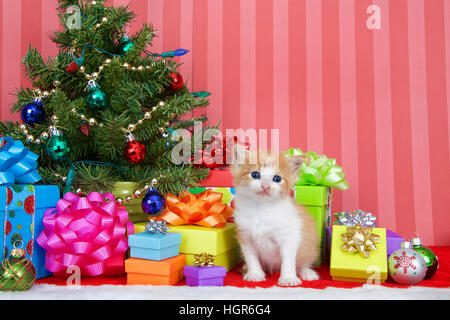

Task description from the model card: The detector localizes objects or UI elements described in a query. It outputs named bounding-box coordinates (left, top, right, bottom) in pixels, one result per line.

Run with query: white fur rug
left=0, top=284, right=449, bottom=300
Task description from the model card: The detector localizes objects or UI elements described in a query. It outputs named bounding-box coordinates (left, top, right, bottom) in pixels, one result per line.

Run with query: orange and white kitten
left=231, top=150, right=319, bottom=286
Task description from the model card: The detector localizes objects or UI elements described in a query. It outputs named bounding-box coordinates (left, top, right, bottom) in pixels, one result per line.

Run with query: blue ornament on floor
left=21, top=98, right=46, bottom=127
left=141, top=188, right=166, bottom=217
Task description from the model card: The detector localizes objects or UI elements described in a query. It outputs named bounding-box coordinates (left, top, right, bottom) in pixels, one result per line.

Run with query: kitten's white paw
left=243, top=270, right=266, bottom=282
left=278, top=275, right=302, bottom=287
left=299, top=267, right=319, bottom=281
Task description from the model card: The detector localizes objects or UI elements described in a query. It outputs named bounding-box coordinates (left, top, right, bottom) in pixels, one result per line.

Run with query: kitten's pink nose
left=261, top=180, right=271, bottom=190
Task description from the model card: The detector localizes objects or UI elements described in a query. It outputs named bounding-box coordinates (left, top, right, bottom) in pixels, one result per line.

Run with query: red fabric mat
left=36, top=246, right=450, bottom=288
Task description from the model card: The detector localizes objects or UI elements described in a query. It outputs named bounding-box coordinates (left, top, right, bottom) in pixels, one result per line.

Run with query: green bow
left=282, top=148, right=349, bottom=190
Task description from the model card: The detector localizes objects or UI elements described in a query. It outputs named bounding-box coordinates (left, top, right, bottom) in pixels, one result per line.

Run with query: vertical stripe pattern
left=0, top=0, right=449, bottom=245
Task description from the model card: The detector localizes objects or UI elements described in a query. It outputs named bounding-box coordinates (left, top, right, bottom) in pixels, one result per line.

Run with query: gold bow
left=193, top=253, right=215, bottom=267
left=341, top=224, right=381, bottom=258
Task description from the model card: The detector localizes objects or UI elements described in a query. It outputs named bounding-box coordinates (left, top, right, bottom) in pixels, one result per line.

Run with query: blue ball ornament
left=21, top=99, right=46, bottom=127
left=141, top=188, right=166, bottom=217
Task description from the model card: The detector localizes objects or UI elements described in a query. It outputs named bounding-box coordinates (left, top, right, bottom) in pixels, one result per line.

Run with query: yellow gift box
left=330, top=225, right=388, bottom=283
left=133, top=222, right=241, bottom=271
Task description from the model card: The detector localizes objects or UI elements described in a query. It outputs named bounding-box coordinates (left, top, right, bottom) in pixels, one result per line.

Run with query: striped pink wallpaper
left=0, top=0, right=449, bottom=245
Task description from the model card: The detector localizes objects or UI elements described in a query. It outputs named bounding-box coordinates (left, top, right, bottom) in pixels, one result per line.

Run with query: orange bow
left=157, top=189, right=234, bottom=228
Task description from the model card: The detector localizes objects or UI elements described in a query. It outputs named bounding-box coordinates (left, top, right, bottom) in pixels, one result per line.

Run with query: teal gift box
left=129, top=231, right=182, bottom=261
left=0, top=184, right=60, bottom=279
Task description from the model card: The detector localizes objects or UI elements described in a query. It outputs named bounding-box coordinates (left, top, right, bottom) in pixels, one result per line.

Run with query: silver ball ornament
left=388, top=242, right=427, bottom=285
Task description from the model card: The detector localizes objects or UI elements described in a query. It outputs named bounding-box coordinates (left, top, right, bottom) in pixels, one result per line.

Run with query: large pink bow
left=37, top=192, right=135, bottom=277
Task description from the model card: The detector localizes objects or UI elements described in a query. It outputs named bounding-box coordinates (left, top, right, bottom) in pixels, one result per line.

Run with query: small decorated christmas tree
left=0, top=0, right=213, bottom=199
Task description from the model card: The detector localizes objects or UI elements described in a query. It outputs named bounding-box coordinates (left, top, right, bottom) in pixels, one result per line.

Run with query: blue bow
left=0, top=137, right=41, bottom=185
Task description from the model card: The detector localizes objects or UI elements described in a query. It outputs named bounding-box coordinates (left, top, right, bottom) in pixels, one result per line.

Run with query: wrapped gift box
left=327, top=227, right=404, bottom=260
left=129, top=231, right=182, bottom=261
left=184, top=265, right=227, bottom=286
left=330, top=225, right=388, bottom=283
left=125, top=255, right=185, bottom=285
left=0, top=184, right=60, bottom=279
left=135, top=222, right=241, bottom=271
left=198, top=169, right=233, bottom=187
left=169, top=223, right=241, bottom=271
left=386, top=229, right=405, bottom=258
left=293, top=185, right=330, bottom=266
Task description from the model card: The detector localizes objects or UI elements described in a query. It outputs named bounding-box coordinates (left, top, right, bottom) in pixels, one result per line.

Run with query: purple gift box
left=326, top=227, right=405, bottom=259
left=184, top=265, right=227, bottom=286
left=385, top=229, right=405, bottom=258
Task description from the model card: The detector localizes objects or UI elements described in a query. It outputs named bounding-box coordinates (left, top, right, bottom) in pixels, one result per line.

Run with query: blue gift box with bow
left=129, top=232, right=182, bottom=261
left=0, top=137, right=60, bottom=279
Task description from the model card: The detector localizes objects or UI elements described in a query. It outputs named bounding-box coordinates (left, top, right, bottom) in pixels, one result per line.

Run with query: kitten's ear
left=286, top=155, right=304, bottom=176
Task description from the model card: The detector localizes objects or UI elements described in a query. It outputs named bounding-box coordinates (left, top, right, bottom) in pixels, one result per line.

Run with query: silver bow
left=334, top=209, right=377, bottom=228
left=145, top=219, right=169, bottom=234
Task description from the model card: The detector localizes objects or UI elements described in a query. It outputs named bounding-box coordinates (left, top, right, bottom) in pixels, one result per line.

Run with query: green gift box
left=293, top=186, right=331, bottom=266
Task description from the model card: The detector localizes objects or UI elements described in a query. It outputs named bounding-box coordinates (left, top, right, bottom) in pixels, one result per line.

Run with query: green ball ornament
left=47, top=128, right=71, bottom=160
left=0, top=242, right=36, bottom=291
left=411, top=238, right=439, bottom=279
left=118, top=35, right=135, bottom=55
left=86, top=81, right=110, bottom=110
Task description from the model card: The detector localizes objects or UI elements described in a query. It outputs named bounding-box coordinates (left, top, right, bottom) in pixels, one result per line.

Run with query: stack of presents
left=0, top=139, right=411, bottom=288
left=127, top=169, right=237, bottom=286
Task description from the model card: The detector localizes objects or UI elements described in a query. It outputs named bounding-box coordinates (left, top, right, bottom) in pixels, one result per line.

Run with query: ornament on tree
left=46, top=127, right=71, bottom=160
left=80, top=121, right=90, bottom=136
left=388, top=241, right=427, bottom=285
left=0, top=241, right=36, bottom=291
left=123, top=133, right=146, bottom=164
left=118, top=34, right=136, bottom=55
left=141, top=187, right=166, bottom=217
left=411, top=238, right=439, bottom=279
left=21, top=98, right=46, bottom=127
left=162, top=132, right=172, bottom=148
left=66, top=57, right=85, bottom=73
left=86, top=80, right=110, bottom=110
left=166, top=72, right=184, bottom=92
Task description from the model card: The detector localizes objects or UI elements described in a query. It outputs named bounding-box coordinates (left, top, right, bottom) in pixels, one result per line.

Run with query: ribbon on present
left=283, top=148, right=349, bottom=190
left=341, top=224, right=381, bottom=258
left=194, top=253, right=215, bottom=267
left=158, top=189, right=233, bottom=228
left=0, top=137, right=41, bottom=186
left=36, top=192, right=134, bottom=276
left=145, top=219, right=169, bottom=234
left=334, top=209, right=377, bottom=227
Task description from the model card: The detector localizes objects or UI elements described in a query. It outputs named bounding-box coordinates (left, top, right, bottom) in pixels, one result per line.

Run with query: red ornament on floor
left=123, top=134, right=146, bottom=164
left=166, top=72, right=184, bottom=92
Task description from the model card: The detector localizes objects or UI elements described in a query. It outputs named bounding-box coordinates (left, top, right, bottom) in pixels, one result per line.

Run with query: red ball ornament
left=66, top=61, right=78, bottom=73
left=166, top=72, right=184, bottom=92
left=124, top=134, right=146, bottom=164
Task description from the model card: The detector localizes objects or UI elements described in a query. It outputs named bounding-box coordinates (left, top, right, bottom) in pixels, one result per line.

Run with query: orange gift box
left=125, top=255, right=186, bottom=285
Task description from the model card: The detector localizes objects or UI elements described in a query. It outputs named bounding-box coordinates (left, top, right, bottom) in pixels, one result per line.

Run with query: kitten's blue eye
left=250, top=171, right=260, bottom=179
left=273, top=175, right=282, bottom=183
